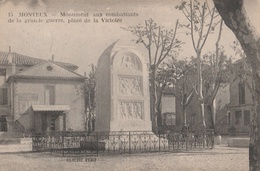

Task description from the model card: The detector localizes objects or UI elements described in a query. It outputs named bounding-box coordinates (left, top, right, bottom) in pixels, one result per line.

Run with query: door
left=50, top=114, right=60, bottom=131
left=0, top=117, right=7, bottom=132
left=42, top=113, right=48, bottom=132
left=41, top=113, right=60, bottom=132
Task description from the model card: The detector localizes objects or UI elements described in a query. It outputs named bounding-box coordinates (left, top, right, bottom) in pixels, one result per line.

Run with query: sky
left=0, top=0, right=259, bottom=75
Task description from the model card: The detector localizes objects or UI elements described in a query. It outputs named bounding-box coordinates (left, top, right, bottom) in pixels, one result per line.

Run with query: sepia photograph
left=0, top=0, right=259, bottom=170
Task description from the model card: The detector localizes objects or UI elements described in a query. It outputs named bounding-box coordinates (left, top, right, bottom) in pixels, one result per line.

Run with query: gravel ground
left=0, top=145, right=248, bottom=171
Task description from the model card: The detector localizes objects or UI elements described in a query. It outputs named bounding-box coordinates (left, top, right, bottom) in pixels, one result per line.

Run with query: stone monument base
left=109, top=120, right=152, bottom=132
left=80, top=131, right=168, bottom=151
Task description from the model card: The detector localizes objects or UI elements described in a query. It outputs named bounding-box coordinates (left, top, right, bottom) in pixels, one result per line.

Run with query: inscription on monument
left=118, top=101, right=143, bottom=119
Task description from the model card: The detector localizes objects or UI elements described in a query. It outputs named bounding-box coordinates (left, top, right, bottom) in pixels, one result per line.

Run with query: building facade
left=175, top=75, right=230, bottom=133
left=174, top=58, right=253, bottom=135
left=160, top=86, right=177, bottom=132
left=0, top=48, right=85, bottom=133
left=228, top=59, right=253, bottom=134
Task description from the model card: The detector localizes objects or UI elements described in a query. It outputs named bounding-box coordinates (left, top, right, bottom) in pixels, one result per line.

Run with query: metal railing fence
left=32, top=130, right=214, bottom=156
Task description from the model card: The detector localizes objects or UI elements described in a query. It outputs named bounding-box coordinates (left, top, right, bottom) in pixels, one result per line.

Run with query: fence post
left=62, top=132, right=65, bottom=157
left=211, top=130, right=214, bottom=148
left=96, top=132, right=99, bottom=156
left=203, top=130, right=205, bottom=148
left=31, top=133, right=34, bottom=151
left=159, top=133, right=161, bottom=152
left=129, top=131, right=131, bottom=154
left=186, top=129, right=188, bottom=151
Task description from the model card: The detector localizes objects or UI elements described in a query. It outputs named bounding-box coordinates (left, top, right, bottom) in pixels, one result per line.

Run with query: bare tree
left=85, top=64, right=96, bottom=133
left=172, top=58, right=196, bottom=127
left=176, top=0, right=222, bottom=129
left=213, top=0, right=260, bottom=170
left=122, top=19, right=183, bottom=132
left=155, top=61, right=177, bottom=126
left=203, top=46, right=232, bottom=131
left=155, top=58, right=195, bottom=127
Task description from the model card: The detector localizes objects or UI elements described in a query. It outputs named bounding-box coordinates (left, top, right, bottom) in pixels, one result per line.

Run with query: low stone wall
left=228, top=138, right=249, bottom=147
left=0, top=138, right=21, bottom=145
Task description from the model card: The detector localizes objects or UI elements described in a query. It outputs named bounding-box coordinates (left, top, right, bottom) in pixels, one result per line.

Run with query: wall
left=161, top=94, right=175, bottom=114
left=229, top=71, right=253, bottom=133
left=215, top=84, right=230, bottom=134
left=12, top=79, right=85, bottom=132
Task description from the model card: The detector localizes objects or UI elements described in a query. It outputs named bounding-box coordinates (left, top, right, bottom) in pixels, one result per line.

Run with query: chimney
left=8, top=46, right=12, bottom=64
left=7, top=46, right=16, bottom=75
left=52, top=54, right=54, bottom=61
left=84, top=72, right=86, bottom=77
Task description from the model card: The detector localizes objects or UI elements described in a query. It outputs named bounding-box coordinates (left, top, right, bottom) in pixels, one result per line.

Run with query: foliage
left=230, top=40, right=252, bottom=84
left=202, top=48, right=233, bottom=104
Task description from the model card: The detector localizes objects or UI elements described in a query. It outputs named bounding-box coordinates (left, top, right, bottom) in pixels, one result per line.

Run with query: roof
left=7, top=60, right=85, bottom=81
left=0, top=51, right=78, bottom=71
left=32, top=105, right=70, bottom=112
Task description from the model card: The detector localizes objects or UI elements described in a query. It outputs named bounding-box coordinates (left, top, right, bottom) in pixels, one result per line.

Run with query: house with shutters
left=227, top=58, right=253, bottom=135
left=0, top=47, right=86, bottom=133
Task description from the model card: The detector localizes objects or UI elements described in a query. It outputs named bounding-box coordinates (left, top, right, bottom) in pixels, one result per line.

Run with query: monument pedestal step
left=79, top=132, right=168, bottom=151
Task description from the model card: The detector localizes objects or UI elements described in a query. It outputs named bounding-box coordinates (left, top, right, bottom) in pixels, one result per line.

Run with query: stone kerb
left=228, top=137, right=249, bottom=147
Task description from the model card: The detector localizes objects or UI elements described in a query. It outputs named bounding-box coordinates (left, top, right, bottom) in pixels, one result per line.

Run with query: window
left=0, top=69, right=6, bottom=76
left=0, top=117, right=7, bottom=132
left=0, top=88, right=8, bottom=105
left=45, top=86, right=55, bottom=105
left=239, top=82, right=245, bottom=104
left=47, top=66, right=53, bottom=71
left=191, top=113, right=196, bottom=125
left=0, top=69, right=6, bottom=83
left=244, top=110, right=251, bottom=126
left=235, top=111, right=242, bottom=125
left=227, top=111, right=231, bottom=124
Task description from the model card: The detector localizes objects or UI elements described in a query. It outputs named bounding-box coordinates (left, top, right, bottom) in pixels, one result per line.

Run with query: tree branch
left=190, top=0, right=197, bottom=50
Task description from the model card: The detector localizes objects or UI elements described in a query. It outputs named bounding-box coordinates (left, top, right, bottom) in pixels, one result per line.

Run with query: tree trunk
left=87, top=108, right=92, bottom=133
left=156, top=87, right=164, bottom=127
left=150, top=68, right=158, bottom=132
left=183, top=107, right=187, bottom=127
left=213, top=0, right=260, bottom=170
left=197, top=50, right=206, bottom=129
left=207, top=104, right=215, bottom=131
left=182, top=92, right=187, bottom=127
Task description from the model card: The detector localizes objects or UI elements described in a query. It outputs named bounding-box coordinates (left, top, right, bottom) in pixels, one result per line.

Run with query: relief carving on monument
left=118, top=76, right=142, bottom=96
left=118, top=101, right=143, bottom=120
left=120, top=53, right=142, bottom=72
